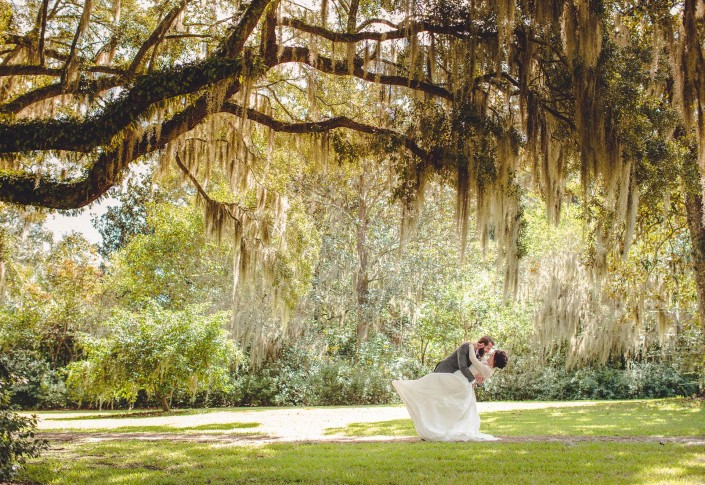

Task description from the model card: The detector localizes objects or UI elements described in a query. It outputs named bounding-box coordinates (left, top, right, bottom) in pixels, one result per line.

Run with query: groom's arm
left=457, top=343, right=475, bottom=383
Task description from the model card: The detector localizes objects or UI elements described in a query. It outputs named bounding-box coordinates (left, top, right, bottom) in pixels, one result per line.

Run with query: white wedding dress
left=392, top=370, right=498, bottom=442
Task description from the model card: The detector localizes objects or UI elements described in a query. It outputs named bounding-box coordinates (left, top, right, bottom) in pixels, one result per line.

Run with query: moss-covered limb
left=260, top=2, right=279, bottom=66
left=0, top=65, right=62, bottom=77
left=63, top=0, right=94, bottom=84
left=221, top=101, right=438, bottom=166
left=281, top=17, right=498, bottom=44
left=269, top=47, right=515, bottom=142
left=0, top=78, right=239, bottom=209
left=0, top=57, right=244, bottom=153
left=0, top=0, right=271, bottom=154
left=0, top=171, right=103, bottom=209
left=276, top=46, right=453, bottom=101
left=0, top=76, right=124, bottom=116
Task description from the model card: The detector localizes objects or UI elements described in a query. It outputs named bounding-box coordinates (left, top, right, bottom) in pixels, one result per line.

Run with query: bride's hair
left=492, top=350, right=509, bottom=369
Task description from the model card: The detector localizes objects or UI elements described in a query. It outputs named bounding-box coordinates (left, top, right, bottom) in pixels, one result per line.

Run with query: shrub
left=479, top=355, right=700, bottom=401
left=0, top=350, right=67, bottom=409
left=66, top=303, right=235, bottom=411
left=0, top=364, right=47, bottom=481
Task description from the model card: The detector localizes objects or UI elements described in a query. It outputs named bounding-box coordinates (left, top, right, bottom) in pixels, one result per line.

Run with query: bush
left=0, top=350, right=67, bottom=409
left=226, top=335, right=425, bottom=407
left=479, top=355, right=700, bottom=401
left=0, top=364, right=47, bottom=481
left=66, top=303, right=235, bottom=411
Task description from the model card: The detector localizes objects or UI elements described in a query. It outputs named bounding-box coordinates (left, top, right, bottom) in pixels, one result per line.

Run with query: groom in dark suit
left=433, top=336, right=494, bottom=384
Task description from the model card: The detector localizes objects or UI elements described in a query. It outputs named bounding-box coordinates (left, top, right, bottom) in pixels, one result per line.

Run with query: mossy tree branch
left=221, top=101, right=440, bottom=167
left=0, top=0, right=558, bottom=210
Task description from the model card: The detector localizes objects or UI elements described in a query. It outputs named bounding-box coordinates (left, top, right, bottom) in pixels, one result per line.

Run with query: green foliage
left=93, top=170, right=166, bottom=257
left=0, top=363, right=47, bottom=481
left=228, top=335, right=423, bottom=407
left=480, top=356, right=699, bottom=402
left=66, top=303, right=235, bottom=410
left=105, top=200, right=233, bottom=310
left=0, top=224, right=103, bottom=368
left=0, top=350, right=66, bottom=408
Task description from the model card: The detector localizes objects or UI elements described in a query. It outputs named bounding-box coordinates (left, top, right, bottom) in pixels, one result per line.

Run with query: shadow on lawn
left=22, top=440, right=705, bottom=484
left=42, top=408, right=224, bottom=421
left=327, top=400, right=705, bottom=438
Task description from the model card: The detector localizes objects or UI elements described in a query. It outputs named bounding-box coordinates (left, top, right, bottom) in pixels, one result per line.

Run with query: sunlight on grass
left=20, top=399, right=705, bottom=483
left=325, top=419, right=413, bottom=436
left=327, top=399, right=705, bottom=437
left=20, top=440, right=705, bottom=484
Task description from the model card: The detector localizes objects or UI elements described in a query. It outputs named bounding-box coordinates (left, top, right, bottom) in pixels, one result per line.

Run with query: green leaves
left=66, top=303, right=235, bottom=410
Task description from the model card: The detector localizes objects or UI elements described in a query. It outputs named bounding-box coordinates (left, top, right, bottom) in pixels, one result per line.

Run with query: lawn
left=17, top=399, right=705, bottom=484
left=326, top=399, right=705, bottom=437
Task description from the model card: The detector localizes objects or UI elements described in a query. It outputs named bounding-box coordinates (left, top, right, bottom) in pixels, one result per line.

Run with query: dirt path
left=32, top=401, right=705, bottom=446
left=34, top=401, right=593, bottom=439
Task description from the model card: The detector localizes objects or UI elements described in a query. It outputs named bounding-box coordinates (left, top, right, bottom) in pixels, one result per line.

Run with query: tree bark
left=160, top=395, right=170, bottom=412
left=36, top=0, right=50, bottom=66
left=685, top=190, right=705, bottom=332
left=355, top=184, right=370, bottom=348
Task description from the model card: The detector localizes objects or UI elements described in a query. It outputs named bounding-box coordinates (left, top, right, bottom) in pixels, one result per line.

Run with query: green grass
left=16, top=399, right=705, bottom=484
left=326, top=399, right=705, bottom=437
left=39, top=422, right=261, bottom=433
left=18, top=440, right=705, bottom=484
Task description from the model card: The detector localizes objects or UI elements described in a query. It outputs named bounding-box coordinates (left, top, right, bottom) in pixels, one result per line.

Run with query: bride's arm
left=468, top=344, right=493, bottom=379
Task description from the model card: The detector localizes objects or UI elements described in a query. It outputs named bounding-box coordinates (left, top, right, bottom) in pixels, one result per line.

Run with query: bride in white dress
left=392, top=342, right=507, bottom=442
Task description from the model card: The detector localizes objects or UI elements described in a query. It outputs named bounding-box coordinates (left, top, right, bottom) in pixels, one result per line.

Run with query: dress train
left=392, top=370, right=498, bottom=442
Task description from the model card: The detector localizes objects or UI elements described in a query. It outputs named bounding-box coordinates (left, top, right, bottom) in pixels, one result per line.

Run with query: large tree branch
left=0, top=0, right=272, bottom=153
left=0, top=77, right=240, bottom=209
left=276, top=46, right=453, bottom=101
left=0, top=65, right=62, bottom=76
left=281, top=17, right=490, bottom=43
left=36, top=0, right=50, bottom=66
left=0, top=1, right=274, bottom=207
left=218, top=0, right=273, bottom=57
left=0, top=64, right=126, bottom=78
left=0, top=57, right=244, bottom=153
left=129, top=0, right=189, bottom=74
left=221, top=100, right=438, bottom=166
left=0, top=76, right=125, bottom=115
left=63, top=0, right=94, bottom=84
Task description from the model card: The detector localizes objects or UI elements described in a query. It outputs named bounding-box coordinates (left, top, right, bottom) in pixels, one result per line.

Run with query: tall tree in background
left=92, top=171, right=163, bottom=258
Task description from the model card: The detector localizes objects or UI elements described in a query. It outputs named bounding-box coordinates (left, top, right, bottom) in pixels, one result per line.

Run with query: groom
left=433, top=336, right=494, bottom=384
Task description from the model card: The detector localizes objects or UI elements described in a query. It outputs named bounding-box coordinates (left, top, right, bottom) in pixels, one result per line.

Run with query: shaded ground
left=38, top=431, right=705, bottom=446
left=31, top=400, right=705, bottom=446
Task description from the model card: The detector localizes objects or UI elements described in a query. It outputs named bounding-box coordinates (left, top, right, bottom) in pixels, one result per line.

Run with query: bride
left=392, top=340, right=508, bottom=442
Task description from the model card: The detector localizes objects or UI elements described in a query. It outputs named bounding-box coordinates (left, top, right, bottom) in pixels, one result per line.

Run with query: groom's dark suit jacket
left=433, top=342, right=477, bottom=383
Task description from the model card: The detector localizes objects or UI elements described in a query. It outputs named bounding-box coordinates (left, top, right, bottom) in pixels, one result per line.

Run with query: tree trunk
left=685, top=190, right=705, bottom=331
left=160, top=395, right=170, bottom=412
left=355, top=192, right=370, bottom=348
